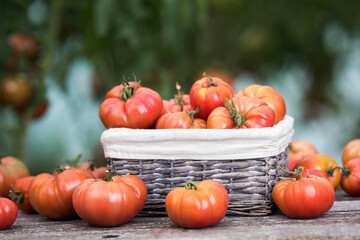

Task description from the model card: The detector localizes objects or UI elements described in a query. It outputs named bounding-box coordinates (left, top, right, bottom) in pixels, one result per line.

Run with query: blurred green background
left=1, top=0, right=360, bottom=174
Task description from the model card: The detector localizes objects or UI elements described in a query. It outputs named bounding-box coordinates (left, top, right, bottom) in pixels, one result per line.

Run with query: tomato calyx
left=188, top=105, right=200, bottom=125
left=341, top=167, right=351, bottom=177
left=277, top=161, right=304, bottom=180
left=184, top=181, right=198, bottom=190
left=174, top=82, right=185, bottom=108
left=9, top=188, right=24, bottom=205
left=119, top=75, right=141, bottom=102
left=225, top=97, right=245, bottom=128
left=203, top=72, right=217, bottom=87
left=55, top=166, right=67, bottom=176
left=326, top=166, right=340, bottom=177
left=104, top=171, right=113, bottom=182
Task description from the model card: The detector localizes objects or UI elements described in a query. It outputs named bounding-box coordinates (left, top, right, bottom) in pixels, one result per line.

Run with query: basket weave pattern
left=107, top=148, right=289, bottom=216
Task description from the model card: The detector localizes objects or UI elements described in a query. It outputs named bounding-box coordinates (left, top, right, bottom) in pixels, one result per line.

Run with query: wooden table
left=1, top=190, right=360, bottom=240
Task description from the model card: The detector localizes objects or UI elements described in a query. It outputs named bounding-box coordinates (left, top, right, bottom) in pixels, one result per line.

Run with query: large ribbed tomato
left=99, top=81, right=163, bottom=129
left=342, top=139, right=360, bottom=165
left=272, top=174, right=334, bottom=219
left=288, top=141, right=318, bottom=171
left=207, top=96, right=275, bottom=129
left=72, top=174, right=147, bottom=227
left=0, top=198, right=18, bottom=230
left=190, top=73, right=233, bottom=120
left=0, top=156, right=30, bottom=197
left=28, top=168, right=94, bottom=219
left=341, top=158, right=360, bottom=196
left=235, top=84, right=286, bottom=124
left=156, top=107, right=206, bottom=129
left=165, top=180, right=228, bottom=229
left=9, top=176, right=36, bottom=214
left=294, top=154, right=341, bottom=189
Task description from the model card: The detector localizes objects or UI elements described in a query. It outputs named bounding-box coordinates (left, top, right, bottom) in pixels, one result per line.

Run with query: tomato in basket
left=156, top=106, right=206, bottom=129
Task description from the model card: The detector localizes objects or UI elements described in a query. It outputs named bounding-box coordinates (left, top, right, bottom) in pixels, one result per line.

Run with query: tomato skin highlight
left=72, top=175, right=147, bottom=227
left=165, top=180, right=228, bottom=229
left=0, top=198, right=18, bottom=230
left=272, top=177, right=335, bottom=219
left=341, top=158, right=360, bottom=196
left=28, top=169, right=94, bottom=219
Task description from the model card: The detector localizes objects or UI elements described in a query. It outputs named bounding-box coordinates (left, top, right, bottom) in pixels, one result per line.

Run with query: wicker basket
left=102, top=116, right=294, bottom=216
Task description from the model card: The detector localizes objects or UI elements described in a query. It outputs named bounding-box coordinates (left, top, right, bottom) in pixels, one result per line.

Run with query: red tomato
left=342, top=139, right=360, bottom=166
left=165, top=180, right=228, bottom=229
left=9, top=176, right=36, bottom=214
left=207, top=96, right=275, bottom=129
left=28, top=168, right=94, bottom=219
left=156, top=107, right=205, bottom=129
left=99, top=81, right=163, bottom=129
left=235, top=84, right=286, bottom=124
left=190, top=73, right=234, bottom=120
left=341, top=158, right=360, bottom=196
left=294, top=154, right=341, bottom=189
left=0, top=156, right=30, bottom=197
left=272, top=176, right=334, bottom=219
left=162, top=100, right=192, bottom=115
left=0, top=75, right=33, bottom=109
left=0, top=198, right=18, bottom=230
left=72, top=174, right=147, bottom=227
left=288, top=141, right=318, bottom=171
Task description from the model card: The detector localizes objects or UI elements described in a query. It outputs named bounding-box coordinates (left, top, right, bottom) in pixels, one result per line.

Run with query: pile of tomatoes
left=274, top=138, right=360, bottom=219
left=99, top=73, right=287, bottom=130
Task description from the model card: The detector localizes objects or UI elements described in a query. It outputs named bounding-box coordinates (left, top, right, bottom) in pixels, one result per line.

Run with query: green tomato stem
left=225, top=97, right=246, bottom=128
left=203, top=72, right=217, bottom=87
left=9, top=188, right=24, bottom=205
left=184, top=181, right=198, bottom=190
left=326, top=166, right=340, bottom=177
left=188, top=105, right=200, bottom=125
left=104, top=171, right=113, bottom=182
left=277, top=161, right=304, bottom=180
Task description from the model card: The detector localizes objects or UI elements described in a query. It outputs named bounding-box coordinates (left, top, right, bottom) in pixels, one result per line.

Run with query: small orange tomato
left=342, top=139, right=360, bottom=166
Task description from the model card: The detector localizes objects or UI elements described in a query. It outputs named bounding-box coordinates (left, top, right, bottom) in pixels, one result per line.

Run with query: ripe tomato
left=288, top=141, right=318, bottom=171
left=342, top=139, right=360, bottom=165
left=340, top=158, right=360, bottom=196
left=293, top=168, right=327, bottom=179
left=0, top=75, right=33, bottom=108
left=272, top=175, right=334, bottom=219
left=8, top=32, right=39, bottom=58
left=99, top=81, right=163, bottom=129
left=165, top=180, right=228, bottom=229
left=190, top=73, right=234, bottom=120
left=9, top=176, right=36, bottom=214
left=0, top=198, right=18, bottom=230
left=28, top=168, right=94, bottom=219
left=294, top=154, right=341, bottom=189
left=162, top=100, right=192, bottom=115
left=0, top=156, right=30, bottom=197
left=72, top=174, right=147, bottom=227
left=235, top=84, right=286, bottom=124
left=156, top=107, right=205, bottom=129
left=207, top=96, right=275, bottom=129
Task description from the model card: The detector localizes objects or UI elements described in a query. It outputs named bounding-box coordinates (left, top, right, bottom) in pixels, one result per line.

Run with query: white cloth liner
left=101, top=116, right=294, bottom=160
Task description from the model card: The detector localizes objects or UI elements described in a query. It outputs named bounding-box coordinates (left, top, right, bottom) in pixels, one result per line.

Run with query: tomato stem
left=119, top=75, right=141, bottom=102
left=188, top=105, right=200, bottom=125
left=185, top=181, right=198, bottom=190
left=175, top=82, right=185, bottom=108
left=203, top=72, right=217, bottom=87
left=9, top=188, right=24, bottom=205
left=326, top=166, right=340, bottom=177
left=56, top=165, right=67, bottom=176
left=342, top=167, right=351, bottom=177
left=104, top=171, right=113, bottom=182
left=277, top=161, right=304, bottom=180
left=225, top=97, right=245, bottom=128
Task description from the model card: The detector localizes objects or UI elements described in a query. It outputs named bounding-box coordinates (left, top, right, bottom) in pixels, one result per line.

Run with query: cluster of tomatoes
left=0, top=32, right=48, bottom=119
left=0, top=154, right=228, bottom=229
left=274, top=138, right=360, bottom=219
left=99, top=73, right=287, bottom=130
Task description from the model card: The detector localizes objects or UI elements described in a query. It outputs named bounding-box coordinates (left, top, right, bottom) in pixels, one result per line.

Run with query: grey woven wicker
left=107, top=147, right=289, bottom=216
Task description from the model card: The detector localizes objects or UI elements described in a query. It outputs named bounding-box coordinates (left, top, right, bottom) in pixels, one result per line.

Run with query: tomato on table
left=165, top=180, right=228, bottom=229
left=28, top=167, right=94, bottom=219
left=342, top=139, right=360, bottom=165
left=99, top=80, right=163, bottom=129
left=341, top=158, right=360, bottom=196
left=207, top=96, right=275, bottom=129
left=0, top=155, right=30, bottom=197
left=72, top=173, right=147, bottom=227
left=190, top=73, right=234, bottom=120
left=9, top=176, right=36, bottom=214
left=273, top=165, right=335, bottom=219
left=235, top=84, right=286, bottom=124
left=288, top=140, right=317, bottom=171
left=293, top=154, right=341, bottom=189
left=0, top=198, right=18, bottom=230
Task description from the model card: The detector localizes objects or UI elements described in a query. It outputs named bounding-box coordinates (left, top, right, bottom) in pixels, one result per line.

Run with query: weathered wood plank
left=1, top=190, right=360, bottom=240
